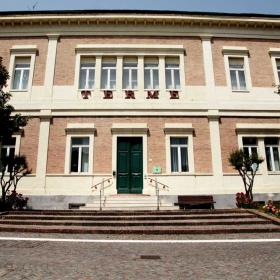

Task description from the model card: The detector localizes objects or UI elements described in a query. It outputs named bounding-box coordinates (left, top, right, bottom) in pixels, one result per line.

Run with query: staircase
left=0, top=209, right=279, bottom=234
left=81, top=195, right=178, bottom=210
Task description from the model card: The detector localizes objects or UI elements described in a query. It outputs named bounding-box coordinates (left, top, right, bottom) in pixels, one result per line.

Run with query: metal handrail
left=91, top=177, right=113, bottom=211
left=146, top=177, right=170, bottom=211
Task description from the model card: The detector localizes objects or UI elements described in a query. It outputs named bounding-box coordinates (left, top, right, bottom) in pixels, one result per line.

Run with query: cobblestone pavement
left=0, top=233, right=279, bottom=280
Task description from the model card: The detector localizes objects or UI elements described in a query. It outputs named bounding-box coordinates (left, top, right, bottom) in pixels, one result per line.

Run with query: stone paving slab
left=0, top=237, right=279, bottom=279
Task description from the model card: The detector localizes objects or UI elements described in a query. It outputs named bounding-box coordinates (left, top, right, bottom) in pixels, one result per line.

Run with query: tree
left=0, top=57, right=28, bottom=149
left=0, top=57, right=29, bottom=209
left=0, top=155, right=31, bottom=209
left=229, top=149, right=263, bottom=202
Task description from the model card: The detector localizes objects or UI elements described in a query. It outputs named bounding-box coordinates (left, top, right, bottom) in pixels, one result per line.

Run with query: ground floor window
left=70, top=137, right=90, bottom=173
left=242, top=137, right=258, bottom=156
left=170, top=137, right=189, bottom=172
left=265, top=137, right=280, bottom=172
left=1, top=137, right=16, bottom=172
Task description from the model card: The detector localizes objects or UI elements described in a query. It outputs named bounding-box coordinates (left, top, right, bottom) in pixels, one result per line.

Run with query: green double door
left=117, top=137, right=143, bottom=194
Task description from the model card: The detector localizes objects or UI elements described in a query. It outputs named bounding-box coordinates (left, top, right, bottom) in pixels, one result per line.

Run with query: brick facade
left=47, top=117, right=212, bottom=174
left=220, top=117, right=280, bottom=173
left=0, top=37, right=48, bottom=86
left=212, top=38, right=280, bottom=87
left=54, top=36, right=205, bottom=86
left=20, top=118, right=40, bottom=173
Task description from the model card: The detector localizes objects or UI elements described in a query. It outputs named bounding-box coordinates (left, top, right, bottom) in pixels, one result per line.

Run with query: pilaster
left=36, top=110, right=51, bottom=190
left=44, top=34, right=59, bottom=98
left=208, top=110, right=223, bottom=176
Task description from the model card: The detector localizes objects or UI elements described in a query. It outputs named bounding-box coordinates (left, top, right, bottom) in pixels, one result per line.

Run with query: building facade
left=1, top=10, right=280, bottom=209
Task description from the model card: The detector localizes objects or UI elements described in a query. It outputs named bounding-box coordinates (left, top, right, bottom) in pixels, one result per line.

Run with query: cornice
left=0, top=13, right=280, bottom=31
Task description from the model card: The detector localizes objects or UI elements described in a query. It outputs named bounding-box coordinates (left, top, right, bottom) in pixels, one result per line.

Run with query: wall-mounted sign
left=153, top=166, right=161, bottom=174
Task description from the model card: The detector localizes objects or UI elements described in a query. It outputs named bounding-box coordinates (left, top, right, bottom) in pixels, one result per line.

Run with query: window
left=165, top=58, right=180, bottom=90
left=229, top=57, right=247, bottom=91
left=144, top=59, right=159, bottom=89
left=242, top=137, right=258, bottom=157
left=79, top=57, right=95, bottom=90
left=170, top=137, right=189, bottom=172
left=12, top=57, right=31, bottom=90
left=70, top=137, right=90, bottom=173
left=101, top=59, right=116, bottom=90
left=1, top=137, right=16, bottom=172
left=123, top=59, right=138, bottom=89
left=265, top=138, right=280, bottom=172
left=276, top=59, right=280, bottom=82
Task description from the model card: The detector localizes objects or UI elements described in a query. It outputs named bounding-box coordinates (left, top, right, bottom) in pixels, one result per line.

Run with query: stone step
left=0, top=224, right=279, bottom=234
left=2, top=213, right=257, bottom=221
left=80, top=206, right=178, bottom=211
left=7, top=209, right=245, bottom=216
left=0, top=218, right=270, bottom=227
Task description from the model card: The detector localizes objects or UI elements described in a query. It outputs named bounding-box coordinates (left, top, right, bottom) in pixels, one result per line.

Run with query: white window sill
left=268, top=171, right=280, bottom=175
left=10, top=89, right=29, bottom=92
left=166, top=89, right=181, bottom=92
left=144, top=89, right=160, bottom=91
left=122, top=89, right=139, bottom=91
left=78, top=89, right=94, bottom=91
left=231, top=89, right=250, bottom=93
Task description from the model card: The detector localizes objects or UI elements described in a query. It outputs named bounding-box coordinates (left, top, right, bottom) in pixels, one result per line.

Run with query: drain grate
left=140, top=255, right=161, bottom=260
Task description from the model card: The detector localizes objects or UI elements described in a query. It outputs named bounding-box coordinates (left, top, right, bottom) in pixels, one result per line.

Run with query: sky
left=0, top=0, right=280, bottom=15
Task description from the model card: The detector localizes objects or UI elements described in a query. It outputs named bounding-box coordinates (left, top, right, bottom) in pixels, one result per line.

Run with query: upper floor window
left=144, top=58, right=159, bottom=90
left=12, top=57, right=31, bottom=90
left=276, top=58, right=280, bottom=82
left=265, top=137, right=280, bottom=172
left=101, top=58, right=116, bottom=90
left=229, top=57, right=247, bottom=91
left=170, top=137, right=189, bottom=173
left=70, top=137, right=90, bottom=173
left=242, top=137, right=258, bottom=157
left=1, top=137, right=16, bottom=172
left=79, top=57, right=95, bottom=90
left=123, top=58, right=138, bottom=90
left=165, top=58, right=180, bottom=90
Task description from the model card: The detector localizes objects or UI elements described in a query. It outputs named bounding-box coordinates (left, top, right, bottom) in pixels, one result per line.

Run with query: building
left=0, top=10, right=280, bottom=209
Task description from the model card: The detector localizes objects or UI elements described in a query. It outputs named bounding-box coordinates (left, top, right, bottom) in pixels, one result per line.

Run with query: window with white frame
left=144, top=58, right=159, bottom=89
left=265, top=137, right=280, bottom=172
left=170, top=137, right=189, bottom=172
left=229, top=57, right=247, bottom=91
left=165, top=58, right=180, bottom=90
left=123, top=58, right=138, bottom=89
left=101, top=58, right=116, bottom=90
left=70, top=137, right=90, bottom=173
left=1, top=137, right=16, bottom=172
left=79, top=57, right=95, bottom=90
left=12, top=57, right=31, bottom=90
left=242, top=137, right=258, bottom=157
left=276, top=58, right=280, bottom=82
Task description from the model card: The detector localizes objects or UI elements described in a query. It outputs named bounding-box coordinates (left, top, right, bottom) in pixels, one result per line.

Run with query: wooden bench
left=175, top=195, right=216, bottom=210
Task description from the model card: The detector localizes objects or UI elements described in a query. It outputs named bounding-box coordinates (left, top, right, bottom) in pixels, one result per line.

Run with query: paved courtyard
left=0, top=233, right=279, bottom=280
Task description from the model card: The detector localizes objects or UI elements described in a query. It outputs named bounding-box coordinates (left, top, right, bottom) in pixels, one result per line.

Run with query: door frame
left=112, top=133, right=148, bottom=194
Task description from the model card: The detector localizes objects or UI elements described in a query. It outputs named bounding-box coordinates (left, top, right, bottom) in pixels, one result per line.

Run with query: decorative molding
left=1, top=13, right=280, bottom=31
left=10, top=45, right=38, bottom=54
left=65, top=123, right=96, bottom=134
left=222, top=46, right=250, bottom=56
left=236, top=123, right=280, bottom=134
left=269, top=48, right=280, bottom=56
left=111, top=123, right=148, bottom=134
left=75, top=44, right=185, bottom=56
left=164, top=123, right=194, bottom=134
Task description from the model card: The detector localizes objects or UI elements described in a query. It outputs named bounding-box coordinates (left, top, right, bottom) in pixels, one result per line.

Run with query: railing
left=146, top=177, right=170, bottom=210
left=91, top=177, right=113, bottom=211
